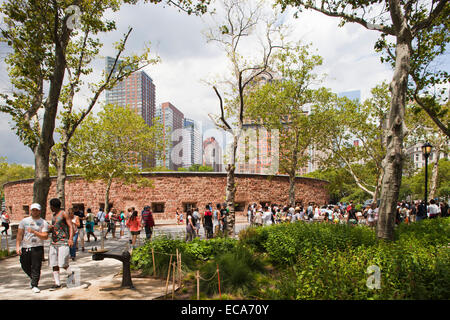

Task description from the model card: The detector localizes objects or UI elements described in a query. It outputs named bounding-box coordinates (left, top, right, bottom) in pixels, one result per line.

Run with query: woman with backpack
left=203, top=205, right=213, bottom=239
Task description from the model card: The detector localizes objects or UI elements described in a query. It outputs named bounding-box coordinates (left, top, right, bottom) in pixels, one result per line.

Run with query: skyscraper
left=183, top=118, right=203, bottom=168
left=155, top=102, right=184, bottom=170
left=104, top=57, right=157, bottom=167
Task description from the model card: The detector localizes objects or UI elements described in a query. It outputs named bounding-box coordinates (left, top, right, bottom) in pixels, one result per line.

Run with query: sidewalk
left=0, top=229, right=169, bottom=300
left=0, top=218, right=250, bottom=300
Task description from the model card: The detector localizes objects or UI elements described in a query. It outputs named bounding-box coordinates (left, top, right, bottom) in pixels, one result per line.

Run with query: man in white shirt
left=427, top=199, right=440, bottom=219
left=16, top=203, right=49, bottom=293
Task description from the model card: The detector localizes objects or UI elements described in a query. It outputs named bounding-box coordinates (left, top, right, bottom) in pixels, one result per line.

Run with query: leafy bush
left=259, top=222, right=377, bottom=265
left=199, top=244, right=266, bottom=296
left=131, top=236, right=237, bottom=277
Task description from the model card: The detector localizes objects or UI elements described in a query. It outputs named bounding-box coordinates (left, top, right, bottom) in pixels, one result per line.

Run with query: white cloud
left=1, top=0, right=438, bottom=166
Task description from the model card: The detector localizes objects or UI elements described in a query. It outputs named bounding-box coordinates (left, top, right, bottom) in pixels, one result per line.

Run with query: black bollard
left=92, top=250, right=134, bottom=289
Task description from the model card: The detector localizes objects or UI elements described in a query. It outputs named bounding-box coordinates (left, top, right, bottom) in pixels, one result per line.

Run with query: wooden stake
left=165, top=254, right=173, bottom=298
left=217, top=264, right=221, bottom=299
left=152, top=247, right=156, bottom=276
left=196, top=270, right=200, bottom=300
left=178, top=251, right=182, bottom=287
left=172, top=262, right=176, bottom=300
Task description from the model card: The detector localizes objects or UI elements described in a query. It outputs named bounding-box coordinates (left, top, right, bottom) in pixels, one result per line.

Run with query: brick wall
left=3, top=172, right=329, bottom=222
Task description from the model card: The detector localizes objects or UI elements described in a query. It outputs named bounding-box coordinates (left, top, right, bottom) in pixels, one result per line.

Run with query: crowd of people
left=176, top=199, right=450, bottom=242
left=11, top=199, right=156, bottom=294
left=178, top=203, right=230, bottom=242
left=6, top=197, right=450, bottom=294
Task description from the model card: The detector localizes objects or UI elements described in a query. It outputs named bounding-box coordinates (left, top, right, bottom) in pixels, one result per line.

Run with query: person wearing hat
left=15, top=203, right=50, bottom=293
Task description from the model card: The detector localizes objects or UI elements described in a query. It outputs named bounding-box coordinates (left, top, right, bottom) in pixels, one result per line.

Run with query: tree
left=69, top=104, right=164, bottom=215
left=405, top=102, right=450, bottom=200
left=51, top=26, right=159, bottom=210
left=205, top=0, right=286, bottom=236
left=276, top=0, right=449, bottom=240
left=246, top=43, right=331, bottom=206
left=0, top=157, right=35, bottom=200
left=318, top=83, right=391, bottom=203
left=0, top=0, right=211, bottom=217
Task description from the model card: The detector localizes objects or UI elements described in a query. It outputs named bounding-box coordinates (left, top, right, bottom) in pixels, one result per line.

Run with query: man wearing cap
left=16, top=203, right=49, bottom=293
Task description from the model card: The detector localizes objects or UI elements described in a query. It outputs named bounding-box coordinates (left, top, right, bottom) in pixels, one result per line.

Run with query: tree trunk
left=56, top=142, right=69, bottom=210
left=104, top=177, right=113, bottom=215
left=225, top=134, right=239, bottom=237
left=34, top=145, right=52, bottom=219
left=288, top=172, right=296, bottom=207
left=428, top=148, right=440, bottom=200
left=373, top=168, right=384, bottom=203
left=376, top=33, right=411, bottom=240
left=32, top=18, right=70, bottom=219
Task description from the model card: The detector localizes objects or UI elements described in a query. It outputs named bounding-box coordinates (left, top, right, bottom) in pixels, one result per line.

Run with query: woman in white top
left=254, top=210, right=263, bottom=226
left=313, top=206, right=320, bottom=220
left=262, top=208, right=273, bottom=226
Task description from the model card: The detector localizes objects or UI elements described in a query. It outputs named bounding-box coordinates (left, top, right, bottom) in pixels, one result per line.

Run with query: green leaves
left=69, top=104, right=164, bottom=185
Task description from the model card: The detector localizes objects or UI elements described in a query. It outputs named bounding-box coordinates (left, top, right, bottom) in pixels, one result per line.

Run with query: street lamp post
left=421, top=142, right=433, bottom=216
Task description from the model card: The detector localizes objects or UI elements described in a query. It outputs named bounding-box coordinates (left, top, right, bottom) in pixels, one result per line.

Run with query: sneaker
left=49, top=284, right=61, bottom=291
left=31, top=287, right=40, bottom=293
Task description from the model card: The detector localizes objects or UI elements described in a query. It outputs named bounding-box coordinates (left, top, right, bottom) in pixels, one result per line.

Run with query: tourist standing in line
left=96, top=207, right=106, bottom=236
left=213, top=204, right=220, bottom=237
left=73, top=205, right=86, bottom=252
left=48, top=198, right=74, bottom=291
left=110, top=209, right=120, bottom=239
left=254, top=208, right=263, bottom=226
left=428, top=199, right=440, bottom=219
left=203, top=205, right=213, bottom=239
left=141, top=206, right=155, bottom=240
left=262, top=206, right=273, bottom=226
left=68, top=208, right=80, bottom=261
left=16, top=203, right=49, bottom=293
left=193, top=208, right=201, bottom=237
left=126, top=211, right=141, bottom=249
left=119, top=210, right=126, bottom=239
left=416, top=200, right=427, bottom=221
left=219, top=204, right=229, bottom=234
left=347, top=204, right=358, bottom=225
left=185, top=210, right=196, bottom=242
left=104, top=209, right=113, bottom=239
left=1, top=210, right=10, bottom=236
left=367, top=203, right=376, bottom=228
left=85, top=208, right=97, bottom=242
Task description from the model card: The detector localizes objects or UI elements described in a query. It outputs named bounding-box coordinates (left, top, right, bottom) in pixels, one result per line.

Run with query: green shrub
left=199, top=244, right=266, bottom=296
left=131, top=236, right=238, bottom=277
left=261, top=222, right=377, bottom=265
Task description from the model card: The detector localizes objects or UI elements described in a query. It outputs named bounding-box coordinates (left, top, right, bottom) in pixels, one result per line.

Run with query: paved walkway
left=0, top=218, right=250, bottom=300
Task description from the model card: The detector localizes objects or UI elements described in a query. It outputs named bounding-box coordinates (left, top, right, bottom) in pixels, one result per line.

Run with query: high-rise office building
left=155, top=102, right=184, bottom=170
left=105, top=57, right=156, bottom=167
left=182, top=118, right=203, bottom=168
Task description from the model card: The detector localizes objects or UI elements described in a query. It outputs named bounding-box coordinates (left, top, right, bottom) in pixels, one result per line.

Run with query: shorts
left=131, top=231, right=140, bottom=236
left=49, top=245, right=70, bottom=268
left=78, top=227, right=85, bottom=238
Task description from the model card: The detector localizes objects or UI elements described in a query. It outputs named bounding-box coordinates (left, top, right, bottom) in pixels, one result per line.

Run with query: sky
left=0, top=0, right=440, bottom=166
